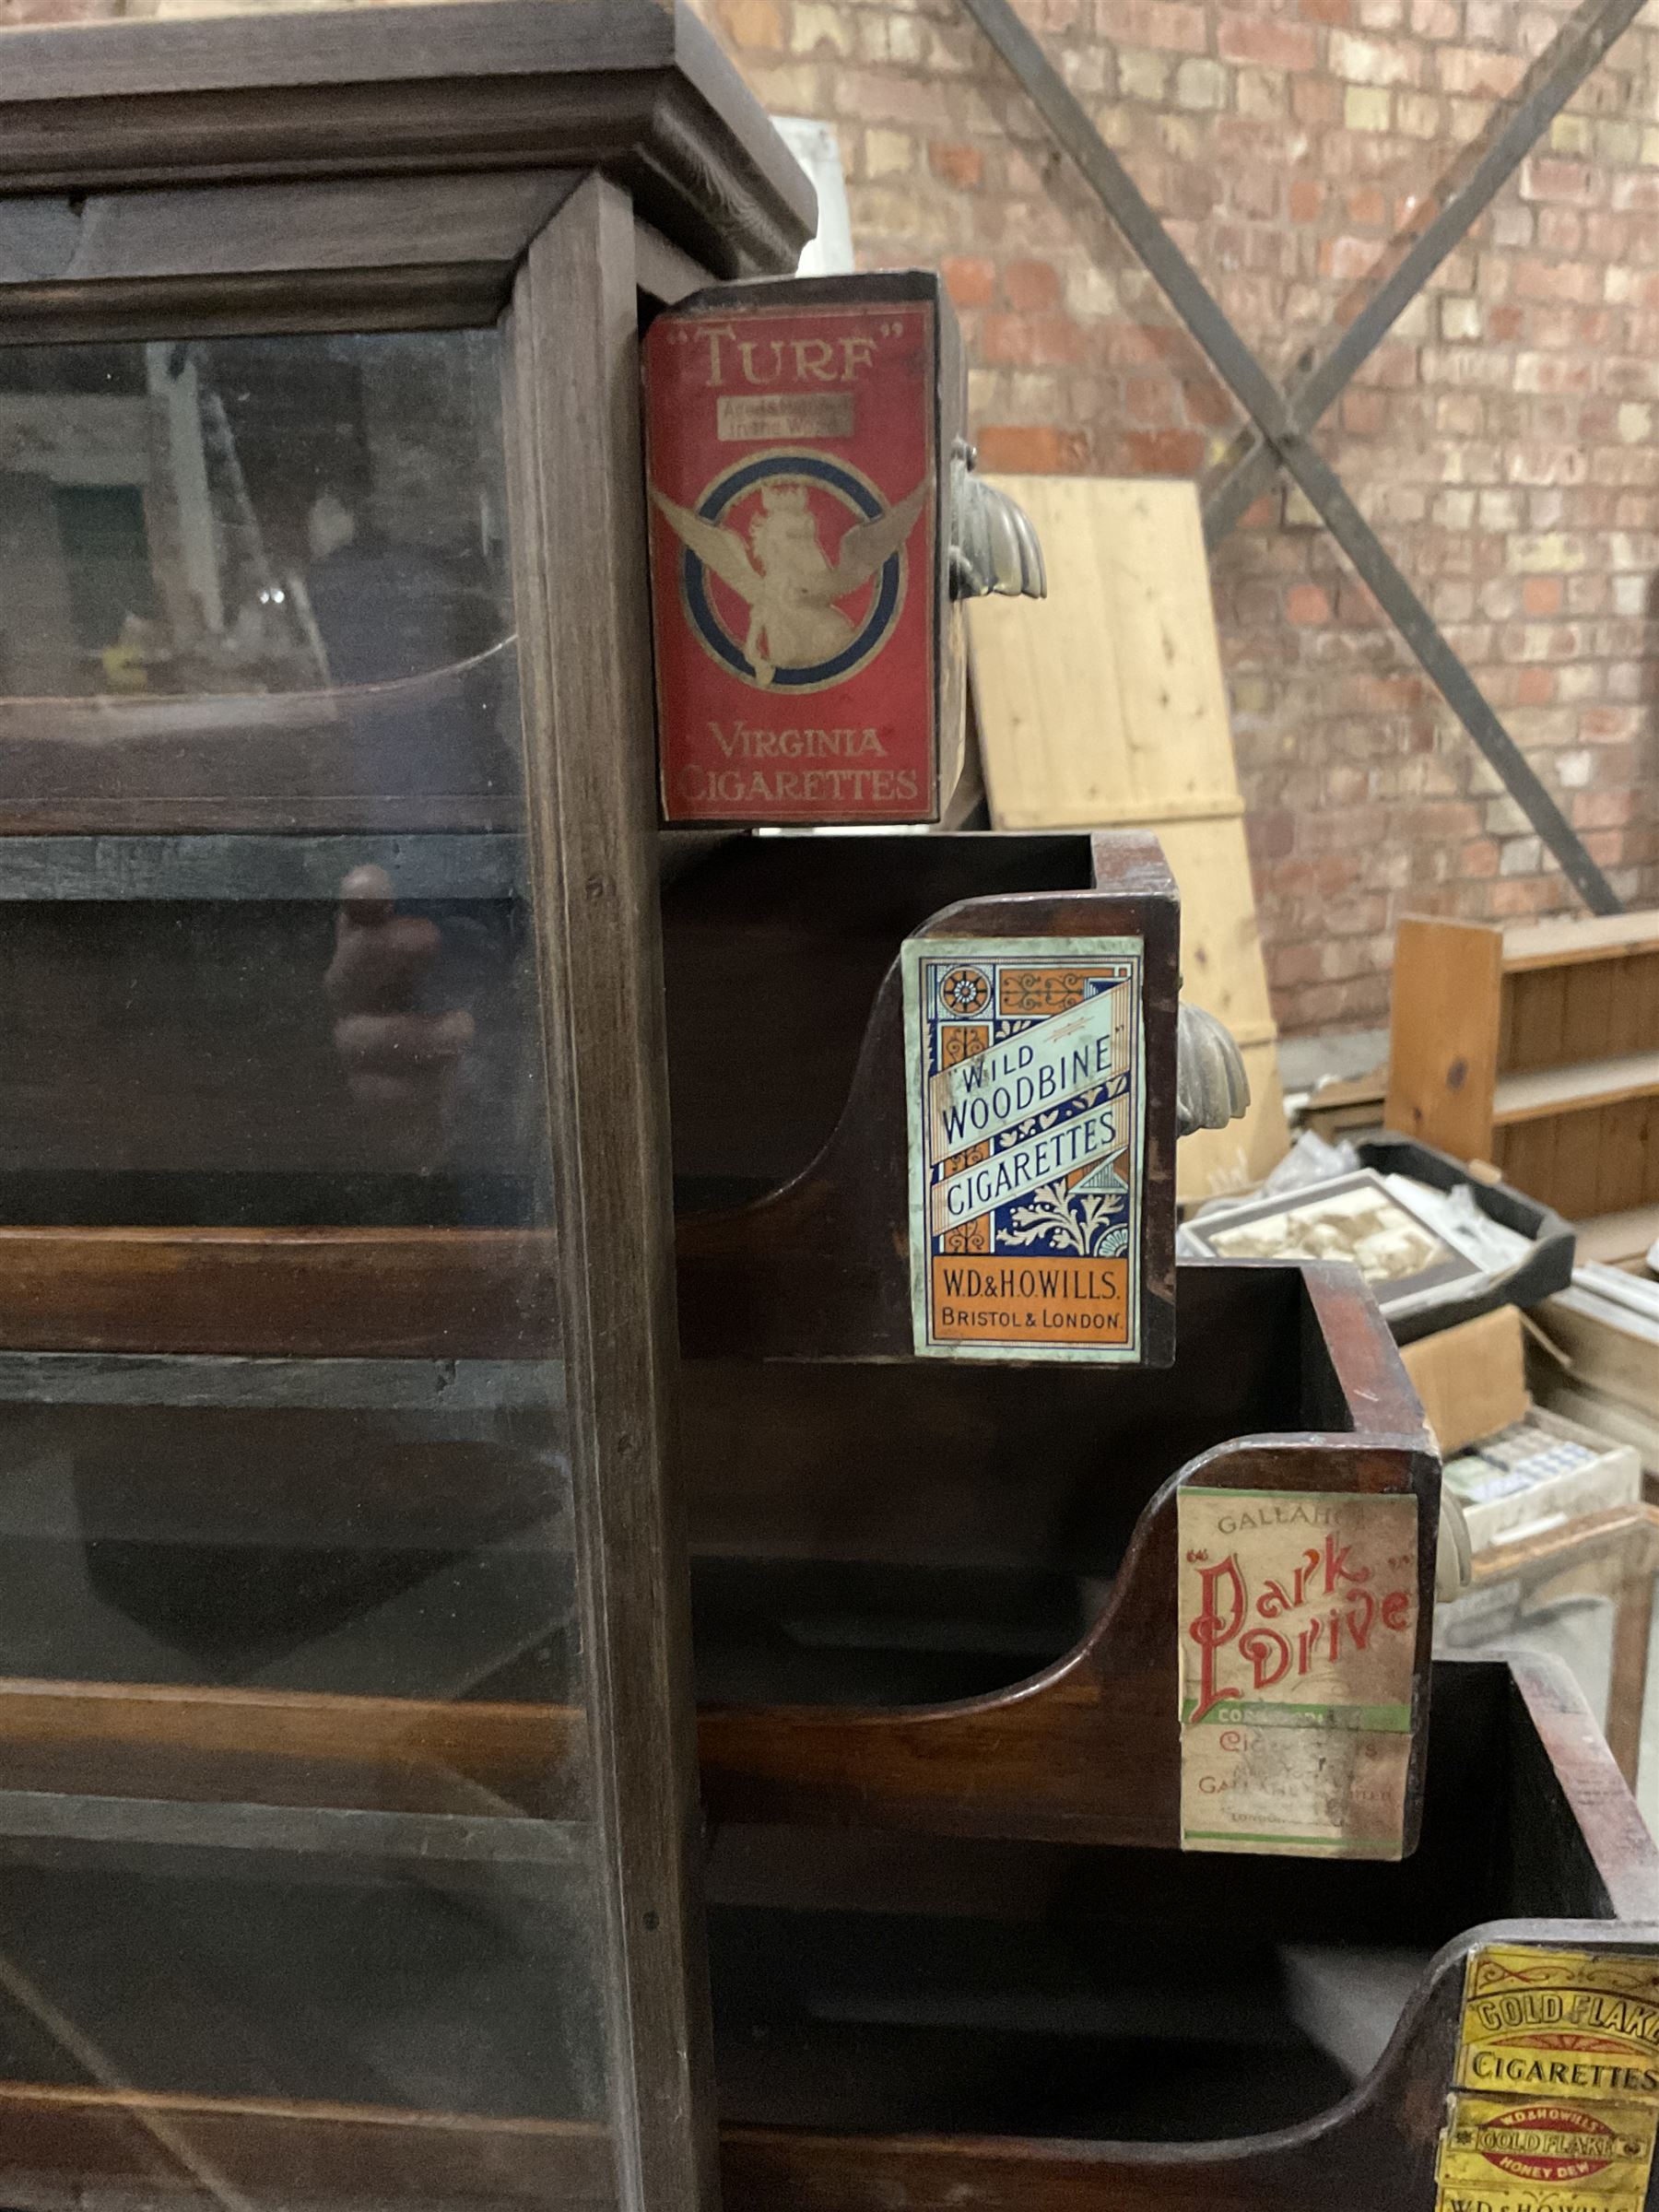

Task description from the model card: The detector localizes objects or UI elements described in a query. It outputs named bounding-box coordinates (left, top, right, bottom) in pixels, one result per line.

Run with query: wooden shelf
left=0, top=2088, right=606, bottom=2210
left=0, top=1677, right=584, bottom=1865
left=0, top=1789, right=582, bottom=1868
left=0, top=1228, right=558, bottom=1360
left=0, top=833, right=525, bottom=903
left=1502, top=911, right=1659, bottom=971
left=1492, top=1049, right=1659, bottom=1124
left=0, top=1350, right=560, bottom=1411
left=1387, top=912, right=1659, bottom=1220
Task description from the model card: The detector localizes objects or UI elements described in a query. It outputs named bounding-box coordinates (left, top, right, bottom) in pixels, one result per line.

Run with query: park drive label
left=903, top=935, right=1144, bottom=1361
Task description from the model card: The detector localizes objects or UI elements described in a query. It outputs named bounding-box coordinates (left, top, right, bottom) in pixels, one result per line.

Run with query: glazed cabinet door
left=0, top=179, right=707, bottom=2212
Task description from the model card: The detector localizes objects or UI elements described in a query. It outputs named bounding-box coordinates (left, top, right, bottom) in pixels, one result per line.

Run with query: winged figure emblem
left=653, top=475, right=927, bottom=686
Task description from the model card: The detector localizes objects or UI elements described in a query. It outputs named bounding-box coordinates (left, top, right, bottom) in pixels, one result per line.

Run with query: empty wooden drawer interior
left=665, top=828, right=1110, bottom=1211
left=708, top=1653, right=1659, bottom=2212
left=688, top=1259, right=1435, bottom=1845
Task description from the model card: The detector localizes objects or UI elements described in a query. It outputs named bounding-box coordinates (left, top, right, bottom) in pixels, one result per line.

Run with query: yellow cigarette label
left=1436, top=1948, right=1659, bottom=2210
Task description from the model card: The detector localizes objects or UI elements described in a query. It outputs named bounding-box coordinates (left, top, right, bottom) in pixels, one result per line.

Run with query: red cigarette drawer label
left=644, top=296, right=937, bottom=825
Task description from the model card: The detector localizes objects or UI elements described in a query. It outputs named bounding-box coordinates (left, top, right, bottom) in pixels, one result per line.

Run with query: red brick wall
left=698, top=0, right=1659, bottom=1035
left=7, top=0, right=1656, bottom=1034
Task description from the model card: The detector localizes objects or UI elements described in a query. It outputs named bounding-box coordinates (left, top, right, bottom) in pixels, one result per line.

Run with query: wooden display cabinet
left=0, top=10, right=813, bottom=2212
left=0, top=16, right=1631, bottom=2212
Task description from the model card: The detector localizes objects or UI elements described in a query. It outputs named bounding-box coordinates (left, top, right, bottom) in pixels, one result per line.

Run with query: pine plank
left=969, top=477, right=1240, bottom=828
left=1383, top=918, right=1503, bottom=1159
left=967, top=478, right=1286, bottom=1200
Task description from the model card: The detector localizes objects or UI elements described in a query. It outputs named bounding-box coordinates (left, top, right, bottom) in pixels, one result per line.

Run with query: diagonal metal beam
left=1204, top=0, right=1648, bottom=543
left=959, top=0, right=1621, bottom=914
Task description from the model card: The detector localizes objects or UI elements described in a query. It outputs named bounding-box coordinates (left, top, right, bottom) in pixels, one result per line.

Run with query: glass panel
left=0, top=336, right=521, bottom=827
left=0, top=332, right=606, bottom=2200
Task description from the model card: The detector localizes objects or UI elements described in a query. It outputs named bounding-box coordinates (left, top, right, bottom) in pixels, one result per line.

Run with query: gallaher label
left=644, top=292, right=938, bottom=825
left=1177, top=1486, right=1418, bottom=1858
left=903, top=936, right=1144, bottom=1361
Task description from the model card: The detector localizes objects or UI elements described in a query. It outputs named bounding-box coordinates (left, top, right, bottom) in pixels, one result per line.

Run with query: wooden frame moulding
left=501, top=172, right=721, bottom=2212
left=0, top=2, right=812, bottom=302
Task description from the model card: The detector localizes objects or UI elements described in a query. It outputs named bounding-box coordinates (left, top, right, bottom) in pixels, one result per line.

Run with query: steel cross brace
left=959, top=0, right=1631, bottom=914
left=1206, top=0, right=1647, bottom=540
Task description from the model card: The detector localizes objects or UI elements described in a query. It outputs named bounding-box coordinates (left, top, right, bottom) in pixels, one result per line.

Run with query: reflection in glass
left=0, top=335, right=522, bottom=828
left=0, top=332, right=603, bottom=2197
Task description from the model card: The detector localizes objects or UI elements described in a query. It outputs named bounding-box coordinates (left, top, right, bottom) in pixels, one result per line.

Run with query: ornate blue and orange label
left=644, top=291, right=937, bottom=825
left=1436, top=1948, right=1659, bottom=2211
left=903, top=935, right=1145, bottom=1361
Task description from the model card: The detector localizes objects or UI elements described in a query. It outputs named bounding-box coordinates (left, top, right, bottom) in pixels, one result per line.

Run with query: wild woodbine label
left=1436, top=1947, right=1659, bottom=2212
left=902, top=936, right=1145, bottom=1361
left=1177, top=1485, right=1418, bottom=1857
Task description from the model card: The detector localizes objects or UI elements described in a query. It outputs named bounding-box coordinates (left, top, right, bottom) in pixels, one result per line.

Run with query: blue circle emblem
left=682, top=452, right=905, bottom=691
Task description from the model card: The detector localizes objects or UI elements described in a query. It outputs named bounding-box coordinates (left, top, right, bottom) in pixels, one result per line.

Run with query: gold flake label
left=1435, top=1947, right=1659, bottom=2211
left=1177, top=1486, right=1418, bottom=1857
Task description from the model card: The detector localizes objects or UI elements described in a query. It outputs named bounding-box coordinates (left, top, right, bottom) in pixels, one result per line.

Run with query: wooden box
left=1386, top=910, right=1659, bottom=1250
